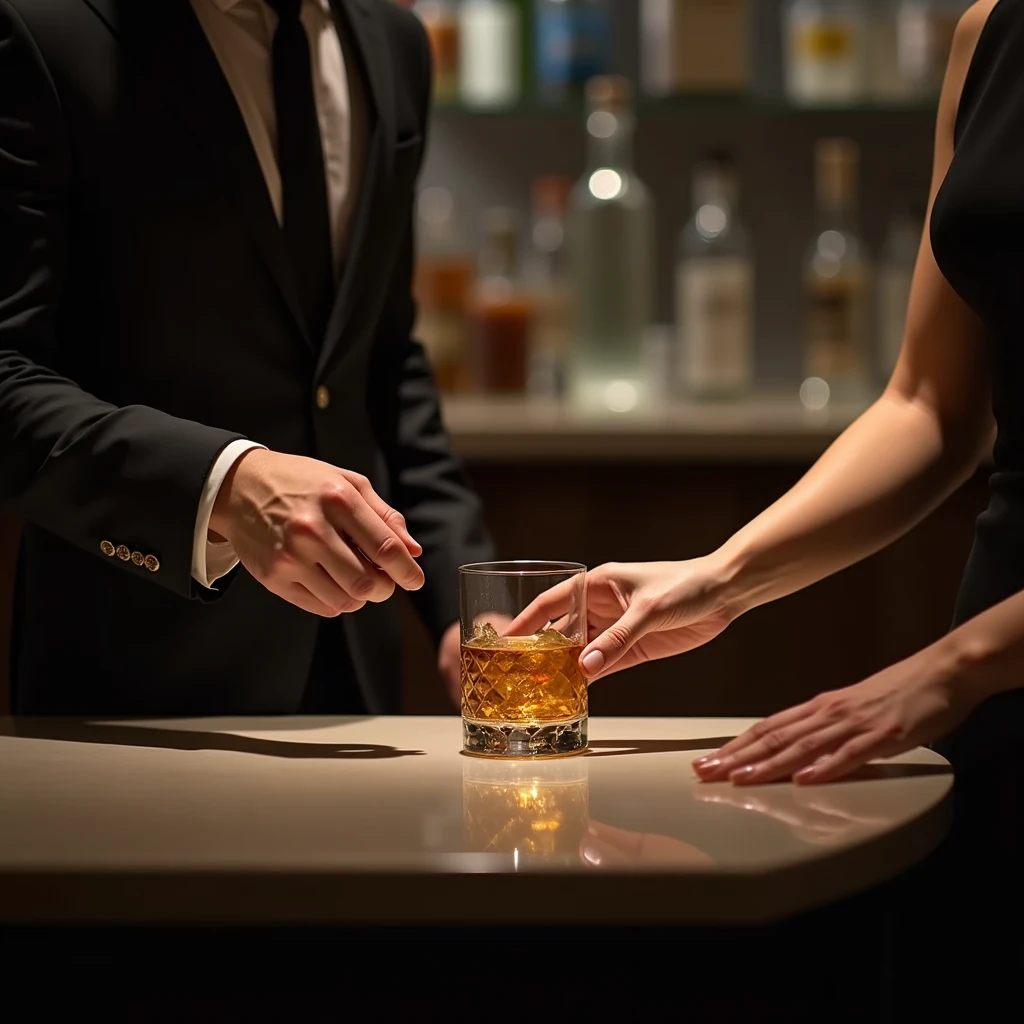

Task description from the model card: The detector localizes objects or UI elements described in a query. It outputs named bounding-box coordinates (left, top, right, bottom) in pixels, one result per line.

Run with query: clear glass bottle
left=468, top=208, right=533, bottom=393
left=898, top=0, right=969, bottom=99
left=784, top=0, right=868, bottom=106
left=878, top=205, right=924, bottom=379
left=533, top=0, right=612, bottom=103
left=414, top=186, right=474, bottom=393
left=568, top=76, right=654, bottom=411
left=527, top=175, right=573, bottom=397
left=803, top=138, right=871, bottom=400
left=459, top=0, right=522, bottom=108
left=416, top=0, right=460, bottom=104
left=675, top=152, right=754, bottom=399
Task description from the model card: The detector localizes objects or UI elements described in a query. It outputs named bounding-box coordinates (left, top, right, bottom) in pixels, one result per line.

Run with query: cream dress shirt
left=188, top=0, right=366, bottom=587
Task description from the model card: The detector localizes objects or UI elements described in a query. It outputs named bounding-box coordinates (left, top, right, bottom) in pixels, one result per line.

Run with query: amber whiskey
left=461, top=626, right=588, bottom=757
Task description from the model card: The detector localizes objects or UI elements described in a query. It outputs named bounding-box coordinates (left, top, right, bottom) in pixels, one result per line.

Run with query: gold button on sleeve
left=315, top=385, right=330, bottom=410
left=100, top=540, right=116, bottom=557
left=131, top=551, right=144, bottom=566
left=116, top=545, right=131, bottom=561
left=144, top=554, right=160, bottom=572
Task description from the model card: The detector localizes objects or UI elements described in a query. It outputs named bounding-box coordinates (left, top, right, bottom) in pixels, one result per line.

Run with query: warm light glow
left=696, top=203, right=727, bottom=239
left=605, top=379, right=638, bottom=412
left=817, top=229, right=847, bottom=260
left=800, top=376, right=831, bottom=411
left=587, top=111, right=618, bottom=139
left=588, top=168, right=623, bottom=201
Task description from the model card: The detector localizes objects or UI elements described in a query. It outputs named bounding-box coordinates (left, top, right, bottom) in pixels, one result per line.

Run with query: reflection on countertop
left=461, top=756, right=715, bottom=870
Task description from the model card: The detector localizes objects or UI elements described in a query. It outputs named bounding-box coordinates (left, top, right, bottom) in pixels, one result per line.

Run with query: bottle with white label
left=784, top=0, right=868, bottom=105
left=459, top=0, right=522, bottom=108
left=675, top=153, right=754, bottom=399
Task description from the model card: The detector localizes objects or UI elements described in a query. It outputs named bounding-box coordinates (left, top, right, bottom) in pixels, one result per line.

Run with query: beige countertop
left=0, top=716, right=951, bottom=927
left=441, top=393, right=871, bottom=463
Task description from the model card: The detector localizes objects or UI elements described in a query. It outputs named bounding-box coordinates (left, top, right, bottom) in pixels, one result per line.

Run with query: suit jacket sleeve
left=369, top=14, right=496, bottom=645
left=0, top=2, right=244, bottom=599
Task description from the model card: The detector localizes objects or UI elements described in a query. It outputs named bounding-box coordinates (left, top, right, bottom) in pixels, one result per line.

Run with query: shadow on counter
left=0, top=717, right=424, bottom=760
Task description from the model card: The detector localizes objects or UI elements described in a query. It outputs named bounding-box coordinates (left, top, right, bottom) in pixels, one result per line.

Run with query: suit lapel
left=319, top=0, right=397, bottom=375
left=130, top=0, right=314, bottom=351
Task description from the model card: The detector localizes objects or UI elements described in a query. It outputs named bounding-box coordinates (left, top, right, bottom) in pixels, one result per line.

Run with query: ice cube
left=532, top=628, right=571, bottom=648
left=472, top=622, right=500, bottom=644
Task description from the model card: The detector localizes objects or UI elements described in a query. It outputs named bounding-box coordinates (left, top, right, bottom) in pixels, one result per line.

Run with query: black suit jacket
left=0, top=0, right=494, bottom=714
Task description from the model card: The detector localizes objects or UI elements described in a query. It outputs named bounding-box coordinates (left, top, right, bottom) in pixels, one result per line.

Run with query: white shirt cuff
left=191, top=439, right=265, bottom=589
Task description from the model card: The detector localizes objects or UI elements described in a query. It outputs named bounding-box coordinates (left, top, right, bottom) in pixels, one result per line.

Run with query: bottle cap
left=586, top=75, right=633, bottom=114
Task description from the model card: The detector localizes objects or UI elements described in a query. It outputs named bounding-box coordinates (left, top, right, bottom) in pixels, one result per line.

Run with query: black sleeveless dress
left=930, top=0, right=1024, bottom=801
left=918, top=0, right=1024, bottom=992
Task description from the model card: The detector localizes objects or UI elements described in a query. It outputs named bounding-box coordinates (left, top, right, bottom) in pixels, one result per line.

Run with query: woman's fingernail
left=581, top=650, right=605, bottom=675
left=693, top=756, right=711, bottom=767
left=731, top=765, right=759, bottom=784
left=581, top=842, right=603, bottom=866
left=694, top=757, right=722, bottom=773
left=794, top=766, right=818, bottom=784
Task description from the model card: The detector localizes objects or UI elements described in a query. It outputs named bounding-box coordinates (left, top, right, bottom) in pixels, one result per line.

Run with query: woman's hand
left=693, top=649, right=981, bottom=785
left=510, top=557, right=741, bottom=680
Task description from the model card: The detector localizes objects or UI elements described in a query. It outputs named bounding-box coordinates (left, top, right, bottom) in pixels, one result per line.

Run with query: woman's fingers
left=727, top=719, right=858, bottom=785
left=693, top=702, right=820, bottom=779
left=794, top=731, right=894, bottom=784
left=506, top=578, right=577, bottom=637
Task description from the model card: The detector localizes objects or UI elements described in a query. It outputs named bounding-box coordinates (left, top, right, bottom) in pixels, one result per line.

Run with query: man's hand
left=438, top=621, right=461, bottom=710
left=210, top=448, right=424, bottom=617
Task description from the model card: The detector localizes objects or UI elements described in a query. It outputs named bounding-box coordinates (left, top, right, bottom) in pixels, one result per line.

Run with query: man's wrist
left=209, top=446, right=262, bottom=541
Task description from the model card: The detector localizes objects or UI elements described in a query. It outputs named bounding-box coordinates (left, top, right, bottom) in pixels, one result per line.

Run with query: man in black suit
left=0, top=0, right=494, bottom=714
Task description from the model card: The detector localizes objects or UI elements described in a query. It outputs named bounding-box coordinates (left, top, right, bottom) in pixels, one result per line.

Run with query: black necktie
left=266, top=0, right=335, bottom=345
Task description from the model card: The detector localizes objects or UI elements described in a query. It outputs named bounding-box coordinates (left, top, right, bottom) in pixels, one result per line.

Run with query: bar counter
left=442, top=393, right=870, bottom=463
left=0, top=715, right=951, bottom=928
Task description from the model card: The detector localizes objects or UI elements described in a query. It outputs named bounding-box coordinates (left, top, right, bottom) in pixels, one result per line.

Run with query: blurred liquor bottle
left=897, top=0, right=970, bottom=99
left=676, top=152, right=754, bottom=400
left=414, top=186, right=473, bottom=393
left=568, top=75, right=653, bottom=411
left=416, top=1, right=460, bottom=104
left=533, top=0, right=612, bottom=103
left=459, top=0, right=522, bottom=107
left=784, top=0, right=868, bottom=105
left=469, top=208, right=533, bottom=392
left=640, top=0, right=750, bottom=97
left=803, top=138, right=871, bottom=399
left=527, top=175, right=573, bottom=397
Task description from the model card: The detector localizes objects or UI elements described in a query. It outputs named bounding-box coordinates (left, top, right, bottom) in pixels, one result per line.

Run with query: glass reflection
left=462, top=757, right=589, bottom=867
left=461, top=758, right=715, bottom=869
